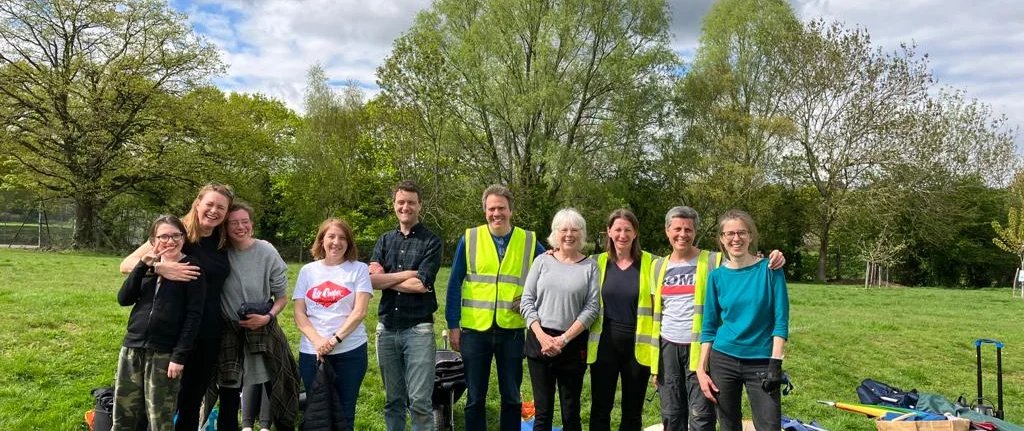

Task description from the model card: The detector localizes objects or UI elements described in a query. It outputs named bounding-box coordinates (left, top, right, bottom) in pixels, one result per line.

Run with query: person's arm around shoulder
left=767, top=249, right=786, bottom=270
left=121, top=241, right=201, bottom=281
left=446, top=236, right=469, bottom=351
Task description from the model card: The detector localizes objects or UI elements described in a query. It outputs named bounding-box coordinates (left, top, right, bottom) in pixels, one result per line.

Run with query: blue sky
left=169, top=0, right=1024, bottom=141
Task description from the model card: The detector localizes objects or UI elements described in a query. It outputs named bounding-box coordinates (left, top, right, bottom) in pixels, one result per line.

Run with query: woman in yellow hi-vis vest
left=587, top=209, right=657, bottom=431
left=649, top=206, right=784, bottom=431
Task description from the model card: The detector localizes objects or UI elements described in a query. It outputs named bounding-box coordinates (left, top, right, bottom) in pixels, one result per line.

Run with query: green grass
left=1, top=248, right=1023, bottom=430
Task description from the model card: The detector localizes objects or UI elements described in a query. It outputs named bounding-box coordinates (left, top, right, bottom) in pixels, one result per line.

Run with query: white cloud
left=176, top=0, right=1024, bottom=142
left=179, top=0, right=430, bottom=111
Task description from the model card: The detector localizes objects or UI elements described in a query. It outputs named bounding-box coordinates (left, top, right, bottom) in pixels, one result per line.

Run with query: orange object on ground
left=522, top=400, right=535, bottom=419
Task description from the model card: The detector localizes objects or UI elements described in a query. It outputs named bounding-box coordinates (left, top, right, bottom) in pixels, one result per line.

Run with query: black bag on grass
left=857, top=378, right=919, bottom=409
left=91, top=386, right=114, bottom=431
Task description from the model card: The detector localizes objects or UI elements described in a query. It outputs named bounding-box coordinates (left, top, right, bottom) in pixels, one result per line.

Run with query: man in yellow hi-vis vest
left=649, top=206, right=783, bottom=431
left=445, top=185, right=545, bottom=431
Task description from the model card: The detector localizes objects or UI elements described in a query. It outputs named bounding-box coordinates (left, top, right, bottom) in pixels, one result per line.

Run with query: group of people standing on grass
left=109, top=179, right=790, bottom=431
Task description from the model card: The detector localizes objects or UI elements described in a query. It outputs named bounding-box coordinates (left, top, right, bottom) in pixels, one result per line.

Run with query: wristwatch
left=334, top=334, right=343, bottom=343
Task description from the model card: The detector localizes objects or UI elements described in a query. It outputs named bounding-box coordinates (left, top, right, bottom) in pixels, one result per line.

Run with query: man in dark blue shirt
left=369, top=180, right=442, bottom=431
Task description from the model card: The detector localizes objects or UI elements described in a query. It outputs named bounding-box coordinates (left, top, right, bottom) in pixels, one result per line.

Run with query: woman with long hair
left=121, top=183, right=234, bottom=431
left=587, top=209, right=656, bottom=431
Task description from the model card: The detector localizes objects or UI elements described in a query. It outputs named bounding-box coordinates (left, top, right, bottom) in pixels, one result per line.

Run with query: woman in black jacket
left=113, top=215, right=206, bottom=431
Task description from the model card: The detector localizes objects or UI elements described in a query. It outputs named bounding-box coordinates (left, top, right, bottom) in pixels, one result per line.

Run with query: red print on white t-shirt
left=307, top=281, right=351, bottom=307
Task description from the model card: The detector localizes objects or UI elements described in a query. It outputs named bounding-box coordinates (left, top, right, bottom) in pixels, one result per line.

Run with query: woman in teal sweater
left=696, top=210, right=789, bottom=431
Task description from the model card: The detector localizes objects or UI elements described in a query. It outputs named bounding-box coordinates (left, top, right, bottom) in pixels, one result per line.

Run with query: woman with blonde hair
left=120, top=183, right=234, bottom=431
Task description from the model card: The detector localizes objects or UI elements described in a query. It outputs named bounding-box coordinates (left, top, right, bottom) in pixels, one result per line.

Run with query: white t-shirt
left=657, top=258, right=697, bottom=344
left=292, top=260, right=373, bottom=355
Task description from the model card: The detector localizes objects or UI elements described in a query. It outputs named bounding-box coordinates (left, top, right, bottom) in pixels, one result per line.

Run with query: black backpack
left=857, top=378, right=919, bottom=409
left=90, top=386, right=114, bottom=431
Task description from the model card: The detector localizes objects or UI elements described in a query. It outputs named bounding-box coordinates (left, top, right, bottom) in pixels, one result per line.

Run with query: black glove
left=762, top=358, right=784, bottom=392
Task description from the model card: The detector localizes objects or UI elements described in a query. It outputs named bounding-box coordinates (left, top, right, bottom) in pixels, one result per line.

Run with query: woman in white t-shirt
left=293, top=218, right=373, bottom=430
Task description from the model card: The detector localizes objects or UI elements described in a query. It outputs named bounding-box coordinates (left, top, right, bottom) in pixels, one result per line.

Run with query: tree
left=993, top=205, right=1024, bottom=293
left=280, top=65, right=393, bottom=250
left=656, top=0, right=801, bottom=244
left=0, top=0, right=221, bottom=248
left=777, top=20, right=933, bottom=281
left=377, top=0, right=679, bottom=233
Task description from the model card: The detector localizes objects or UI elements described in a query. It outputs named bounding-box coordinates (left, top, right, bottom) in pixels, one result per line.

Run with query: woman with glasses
left=696, top=210, right=790, bottom=431
left=217, top=201, right=299, bottom=431
left=113, top=215, right=206, bottom=431
left=520, top=208, right=601, bottom=431
left=650, top=206, right=784, bottom=431
left=121, top=183, right=234, bottom=431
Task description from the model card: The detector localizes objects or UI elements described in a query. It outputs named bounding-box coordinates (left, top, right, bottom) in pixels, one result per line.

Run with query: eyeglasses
left=156, top=233, right=184, bottom=242
left=720, top=230, right=750, bottom=239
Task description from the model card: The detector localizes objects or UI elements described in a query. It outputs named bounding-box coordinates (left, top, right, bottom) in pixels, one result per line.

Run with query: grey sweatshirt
left=221, top=239, right=288, bottom=321
left=520, top=253, right=601, bottom=332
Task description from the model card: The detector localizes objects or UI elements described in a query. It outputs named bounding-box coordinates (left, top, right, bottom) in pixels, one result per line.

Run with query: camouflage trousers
left=112, top=347, right=180, bottom=431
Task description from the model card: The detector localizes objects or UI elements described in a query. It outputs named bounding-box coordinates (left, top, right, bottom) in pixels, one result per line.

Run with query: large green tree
left=278, top=66, right=394, bottom=252
left=378, top=0, right=679, bottom=233
left=662, top=0, right=802, bottom=242
left=0, top=0, right=221, bottom=248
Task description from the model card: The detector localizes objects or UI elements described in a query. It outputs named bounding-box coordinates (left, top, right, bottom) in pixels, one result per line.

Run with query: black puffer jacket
left=301, top=362, right=346, bottom=431
left=118, top=258, right=206, bottom=364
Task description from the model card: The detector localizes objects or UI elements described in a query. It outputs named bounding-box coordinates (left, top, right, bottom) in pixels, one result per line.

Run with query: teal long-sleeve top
left=700, top=258, right=789, bottom=359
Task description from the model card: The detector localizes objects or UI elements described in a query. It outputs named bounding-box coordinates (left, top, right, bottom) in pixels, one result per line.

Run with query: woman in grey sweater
left=218, top=202, right=298, bottom=430
left=520, top=208, right=601, bottom=431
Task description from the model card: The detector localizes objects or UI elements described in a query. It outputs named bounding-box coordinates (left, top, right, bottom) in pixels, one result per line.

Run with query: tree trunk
left=72, top=197, right=101, bottom=249
left=816, top=218, right=831, bottom=282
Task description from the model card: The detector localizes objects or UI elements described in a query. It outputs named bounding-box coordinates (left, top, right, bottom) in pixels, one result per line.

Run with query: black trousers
left=526, top=329, right=587, bottom=431
left=708, top=349, right=781, bottom=431
left=174, top=336, right=221, bottom=431
left=589, top=320, right=650, bottom=431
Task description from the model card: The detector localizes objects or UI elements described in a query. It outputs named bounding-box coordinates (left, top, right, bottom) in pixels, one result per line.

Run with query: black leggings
left=589, top=321, right=650, bottom=431
left=174, top=337, right=221, bottom=431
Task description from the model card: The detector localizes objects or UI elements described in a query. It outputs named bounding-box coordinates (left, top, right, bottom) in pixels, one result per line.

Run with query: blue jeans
left=299, top=343, right=368, bottom=431
left=376, top=322, right=436, bottom=431
left=461, top=327, right=524, bottom=431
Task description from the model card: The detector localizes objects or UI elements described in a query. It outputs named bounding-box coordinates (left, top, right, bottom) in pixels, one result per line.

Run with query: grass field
left=1, top=248, right=1022, bottom=430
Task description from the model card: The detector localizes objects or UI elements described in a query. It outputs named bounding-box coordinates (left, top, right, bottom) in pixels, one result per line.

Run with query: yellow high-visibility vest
left=460, top=225, right=538, bottom=331
left=649, top=249, right=721, bottom=373
left=586, top=251, right=657, bottom=366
